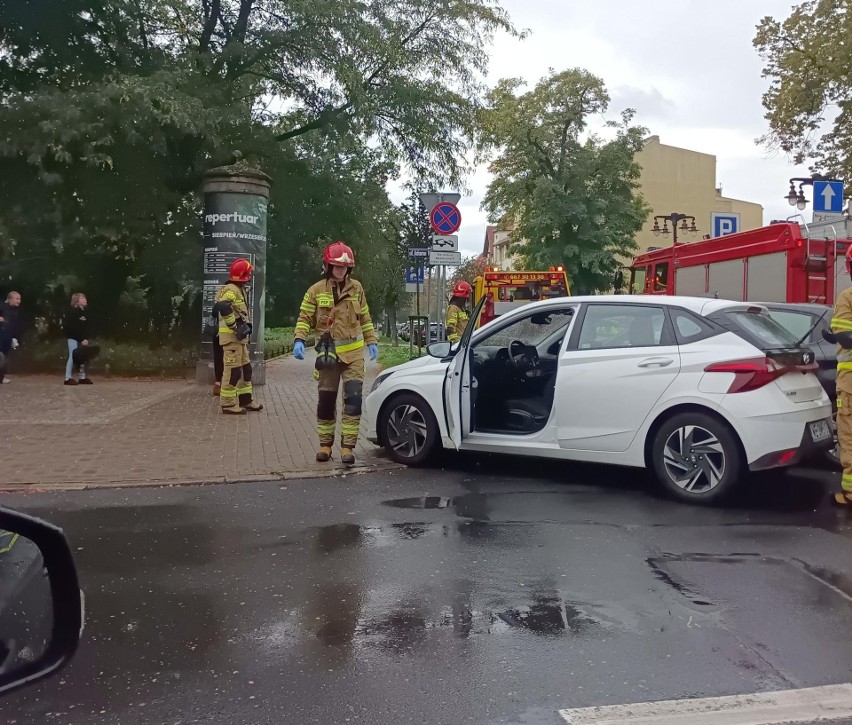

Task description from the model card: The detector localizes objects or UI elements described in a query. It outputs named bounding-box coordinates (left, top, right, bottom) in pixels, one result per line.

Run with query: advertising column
left=197, top=167, right=271, bottom=386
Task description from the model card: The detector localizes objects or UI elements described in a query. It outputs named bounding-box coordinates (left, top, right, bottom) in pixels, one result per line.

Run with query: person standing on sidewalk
left=0, top=291, right=22, bottom=384
left=216, top=258, right=263, bottom=415
left=63, top=292, right=93, bottom=386
left=292, top=242, right=378, bottom=466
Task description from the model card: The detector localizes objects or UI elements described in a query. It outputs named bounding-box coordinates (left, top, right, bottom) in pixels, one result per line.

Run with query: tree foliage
left=480, top=68, right=649, bottom=294
left=450, top=255, right=486, bottom=288
left=754, top=1, right=852, bottom=179
left=0, top=0, right=515, bottom=340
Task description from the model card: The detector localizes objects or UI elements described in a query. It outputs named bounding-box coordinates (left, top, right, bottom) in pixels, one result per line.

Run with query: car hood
left=383, top=354, right=449, bottom=375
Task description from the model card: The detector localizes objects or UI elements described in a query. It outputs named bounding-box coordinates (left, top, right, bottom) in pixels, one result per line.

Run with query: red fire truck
left=629, top=222, right=852, bottom=304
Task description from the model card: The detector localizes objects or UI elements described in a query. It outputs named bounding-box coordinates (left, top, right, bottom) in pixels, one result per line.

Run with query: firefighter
left=824, top=245, right=852, bottom=506
left=216, top=258, right=263, bottom=415
left=292, top=242, right=378, bottom=465
left=445, top=280, right=472, bottom=343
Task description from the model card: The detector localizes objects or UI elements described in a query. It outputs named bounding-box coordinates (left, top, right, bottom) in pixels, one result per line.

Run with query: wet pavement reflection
left=1, top=459, right=851, bottom=724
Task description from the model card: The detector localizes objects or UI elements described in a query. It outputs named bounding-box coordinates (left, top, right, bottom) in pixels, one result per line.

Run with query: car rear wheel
left=380, top=393, right=439, bottom=466
left=651, top=412, right=743, bottom=504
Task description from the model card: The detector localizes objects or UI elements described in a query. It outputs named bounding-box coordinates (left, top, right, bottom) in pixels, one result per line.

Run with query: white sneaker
left=1, top=378, right=10, bottom=384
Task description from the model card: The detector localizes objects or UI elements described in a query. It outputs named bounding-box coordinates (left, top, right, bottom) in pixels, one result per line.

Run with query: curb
left=0, top=461, right=405, bottom=494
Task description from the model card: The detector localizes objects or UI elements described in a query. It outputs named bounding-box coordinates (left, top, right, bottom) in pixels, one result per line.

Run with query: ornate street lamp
left=651, top=213, right=698, bottom=245
left=785, top=173, right=841, bottom=210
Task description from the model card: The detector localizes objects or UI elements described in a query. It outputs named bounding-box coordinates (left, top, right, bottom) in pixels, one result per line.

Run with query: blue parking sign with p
left=405, top=267, right=424, bottom=284
left=712, top=212, right=740, bottom=238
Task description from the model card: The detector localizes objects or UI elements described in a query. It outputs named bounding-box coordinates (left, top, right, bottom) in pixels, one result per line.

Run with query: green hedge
left=11, top=328, right=313, bottom=376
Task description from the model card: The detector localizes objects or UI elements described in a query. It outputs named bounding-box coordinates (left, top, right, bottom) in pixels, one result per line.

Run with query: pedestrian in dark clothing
left=0, top=291, right=22, bottom=384
left=63, top=292, right=93, bottom=385
left=213, top=335, right=224, bottom=396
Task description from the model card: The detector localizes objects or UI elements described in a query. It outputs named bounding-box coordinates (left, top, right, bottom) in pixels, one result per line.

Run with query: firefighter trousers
left=838, top=391, right=852, bottom=494
left=315, top=359, right=365, bottom=448
left=220, top=342, right=255, bottom=409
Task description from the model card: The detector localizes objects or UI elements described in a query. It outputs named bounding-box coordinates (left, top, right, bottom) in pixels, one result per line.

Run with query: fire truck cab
left=630, top=222, right=852, bottom=305
left=473, top=266, right=571, bottom=327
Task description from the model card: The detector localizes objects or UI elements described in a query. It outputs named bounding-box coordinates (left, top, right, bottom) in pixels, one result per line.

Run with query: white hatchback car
left=364, top=295, right=833, bottom=503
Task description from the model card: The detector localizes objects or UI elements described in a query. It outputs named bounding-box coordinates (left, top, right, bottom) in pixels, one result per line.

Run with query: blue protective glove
left=368, top=343, right=379, bottom=361
left=293, top=340, right=306, bottom=360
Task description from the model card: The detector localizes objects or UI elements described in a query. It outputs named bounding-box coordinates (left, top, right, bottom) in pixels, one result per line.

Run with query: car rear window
left=766, top=310, right=819, bottom=342
left=720, top=310, right=800, bottom=349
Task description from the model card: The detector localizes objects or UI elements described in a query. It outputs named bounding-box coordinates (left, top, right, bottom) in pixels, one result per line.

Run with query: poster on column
left=201, top=192, right=268, bottom=360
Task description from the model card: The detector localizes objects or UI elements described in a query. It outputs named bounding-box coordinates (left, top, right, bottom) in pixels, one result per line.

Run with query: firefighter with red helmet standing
left=445, top=280, right=472, bottom=343
left=216, top=258, right=263, bottom=415
left=293, top=242, right=378, bottom=465
left=825, top=245, right=852, bottom=506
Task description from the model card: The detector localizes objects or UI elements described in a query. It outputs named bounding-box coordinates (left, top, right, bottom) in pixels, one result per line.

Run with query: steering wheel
left=507, top=339, right=537, bottom=371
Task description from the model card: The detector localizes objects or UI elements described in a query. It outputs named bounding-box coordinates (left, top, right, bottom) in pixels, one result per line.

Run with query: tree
left=754, top=1, right=852, bottom=179
left=480, top=69, right=650, bottom=294
left=0, top=0, right=517, bottom=341
left=450, top=255, right=486, bottom=289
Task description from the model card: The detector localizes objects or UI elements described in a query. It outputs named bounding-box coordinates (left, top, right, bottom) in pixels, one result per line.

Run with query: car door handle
left=637, top=357, right=674, bottom=368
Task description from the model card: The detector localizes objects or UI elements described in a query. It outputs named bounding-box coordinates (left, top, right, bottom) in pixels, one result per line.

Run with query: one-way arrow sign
left=814, top=180, right=844, bottom=213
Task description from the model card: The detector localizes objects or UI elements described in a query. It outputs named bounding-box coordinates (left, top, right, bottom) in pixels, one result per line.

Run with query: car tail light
left=704, top=356, right=818, bottom=393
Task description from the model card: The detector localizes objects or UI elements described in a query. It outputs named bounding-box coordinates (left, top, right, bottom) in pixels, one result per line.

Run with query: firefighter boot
left=316, top=446, right=332, bottom=462
left=222, top=405, right=247, bottom=415
left=834, top=492, right=852, bottom=507
left=341, top=447, right=356, bottom=466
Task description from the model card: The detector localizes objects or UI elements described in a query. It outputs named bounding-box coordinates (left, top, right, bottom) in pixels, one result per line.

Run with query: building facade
left=482, top=224, right=520, bottom=270
left=635, top=136, right=763, bottom=254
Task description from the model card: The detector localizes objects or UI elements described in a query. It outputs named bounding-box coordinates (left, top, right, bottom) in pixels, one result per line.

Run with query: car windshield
left=723, top=310, right=800, bottom=348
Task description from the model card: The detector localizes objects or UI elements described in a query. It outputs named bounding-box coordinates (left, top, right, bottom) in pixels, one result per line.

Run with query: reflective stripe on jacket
left=294, top=277, right=377, bottom=364
left=216, top=283, right=249, bottom=345
left=833, top=287, right=852, bottom=393
left=446, top=303, right=469, bottom=343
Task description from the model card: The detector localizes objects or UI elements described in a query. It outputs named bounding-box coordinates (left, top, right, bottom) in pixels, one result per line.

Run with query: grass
left=378, top=342, right=424, bottom=370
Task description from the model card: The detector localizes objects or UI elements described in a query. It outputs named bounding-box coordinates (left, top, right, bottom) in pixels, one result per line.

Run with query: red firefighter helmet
left=845, top=245, right=852, bottom=276
left=451, top=280, right=472, bottom=298
left=323, top=241, right=356, bottom=268
left=229, top=258, right=254, bottom=283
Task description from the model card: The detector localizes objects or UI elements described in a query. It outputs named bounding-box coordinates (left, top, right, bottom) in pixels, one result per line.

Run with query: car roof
left=500, top=295, right=768, bottom=317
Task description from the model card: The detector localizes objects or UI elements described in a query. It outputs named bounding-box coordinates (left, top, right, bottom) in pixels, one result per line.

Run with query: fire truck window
left=653, top=263, right=669, bottom=291
left=630, top=268, right=646, bottom=294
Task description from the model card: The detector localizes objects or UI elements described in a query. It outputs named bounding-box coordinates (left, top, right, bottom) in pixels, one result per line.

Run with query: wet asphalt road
left=2, top=454, right=852, bottom=725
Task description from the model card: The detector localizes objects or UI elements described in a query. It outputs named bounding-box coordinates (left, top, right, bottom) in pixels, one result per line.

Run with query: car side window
left=476, top=308, right=575, bottom=350
left=670, top=309, right=721, bottom=344
left=576, top=304, right=668, bottom=349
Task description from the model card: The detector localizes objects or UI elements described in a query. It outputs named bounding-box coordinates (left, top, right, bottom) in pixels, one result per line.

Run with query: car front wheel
left=380, top=393, right=439, bottom=466
left=651, top=412, right=743, bottom=504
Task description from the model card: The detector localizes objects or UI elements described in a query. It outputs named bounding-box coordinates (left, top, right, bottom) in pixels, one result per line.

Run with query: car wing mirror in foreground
left=0, top=507, right=83, bottom=697
left=427, top=341, right=452, bottom=358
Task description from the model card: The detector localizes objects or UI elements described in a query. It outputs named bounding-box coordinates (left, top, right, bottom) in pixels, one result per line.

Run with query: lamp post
left=651, top=213, right=698, bottom=245
left=784, top=173, right=841, bottom=210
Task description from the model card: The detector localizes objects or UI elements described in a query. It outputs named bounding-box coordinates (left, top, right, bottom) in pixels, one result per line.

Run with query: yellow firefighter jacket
left=294, top=277, right=378, bottom=364
left=216, top=282, right=250, bottom=346
left=446, top=303, right=469, bottom=343
left=832, top=286, right=852, bottom=395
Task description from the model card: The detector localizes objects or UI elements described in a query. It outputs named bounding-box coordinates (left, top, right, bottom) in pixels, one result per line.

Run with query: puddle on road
left=382, top=496, right=453, bottom=509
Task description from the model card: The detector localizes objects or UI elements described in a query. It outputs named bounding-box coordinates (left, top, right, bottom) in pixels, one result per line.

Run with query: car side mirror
left=427, top=342, right=452, bottom=358
left=0, top=508, right=83, bottom=697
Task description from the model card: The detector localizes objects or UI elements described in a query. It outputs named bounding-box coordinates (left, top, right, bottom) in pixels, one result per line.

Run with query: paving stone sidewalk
left=0, top=357, right=399, bottom=490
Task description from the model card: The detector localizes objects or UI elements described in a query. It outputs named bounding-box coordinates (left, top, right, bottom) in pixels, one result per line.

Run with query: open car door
left=444, top=295, right=487, bottom=448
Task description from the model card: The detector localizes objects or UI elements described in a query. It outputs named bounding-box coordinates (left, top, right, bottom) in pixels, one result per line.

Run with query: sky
left=390, top=0, right=815, bottom=260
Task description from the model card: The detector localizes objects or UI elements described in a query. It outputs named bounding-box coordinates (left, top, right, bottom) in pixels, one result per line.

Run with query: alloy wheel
left=662, top=424, right=726, bottom=493
left=386, top=404, right=429, bottom=460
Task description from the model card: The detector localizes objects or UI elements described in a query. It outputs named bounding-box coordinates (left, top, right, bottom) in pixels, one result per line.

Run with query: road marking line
left=559, top=683, right=852, bottom=724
